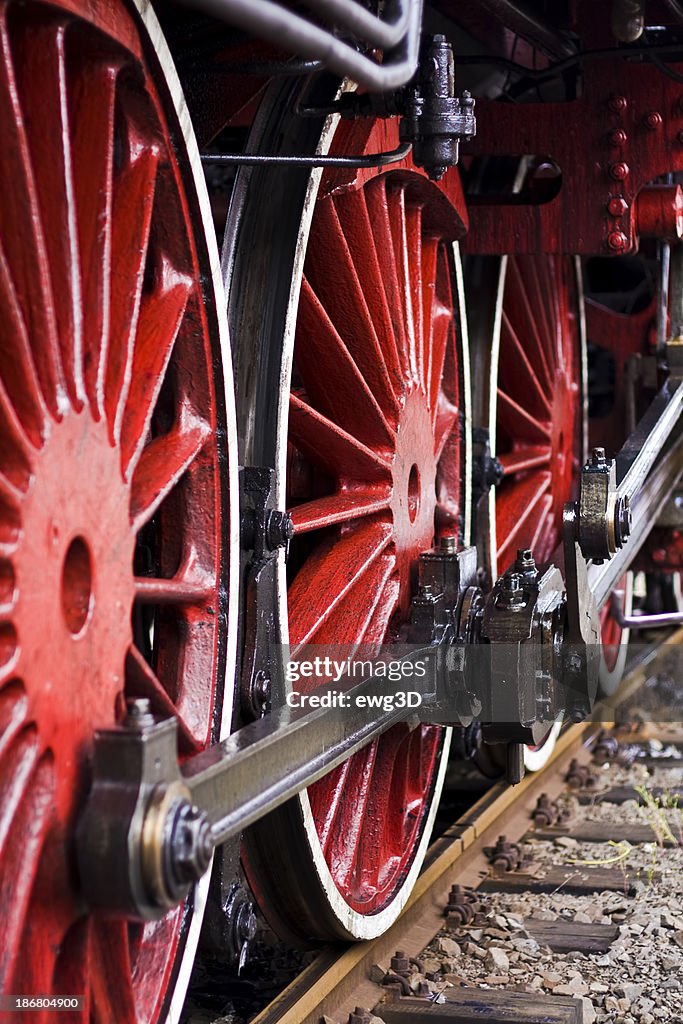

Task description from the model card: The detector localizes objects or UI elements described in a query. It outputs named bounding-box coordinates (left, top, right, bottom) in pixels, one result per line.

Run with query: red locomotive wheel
left=0, top=2, right=237, bottom=1019
left=227, top=109, right=470, bottom=942
left=287, top=161, right=463, bottom=920
left=489, top=254, right=584, bottom=580
left=469, top=249, right=586, bottom=773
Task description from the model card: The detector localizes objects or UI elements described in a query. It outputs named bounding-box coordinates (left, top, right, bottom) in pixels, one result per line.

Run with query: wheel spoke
left=107, top=140, right=159, bottom=442
left=52, top=918, right=91, bottom=1024
left=497, top=387, right=550, bottom=444
left=288, top=393, right=392, bottom=482
left=429, top=304, right=452, bottom=422
left=125, top=646, right=199, bottom=750
left=407, top=203, right=424, bottom=388
left=500, top=311, right=552, bottom=416
left=306, top=200, right=399, bottom=420
left=89, top=922, right=136, bottom=1024
left=333, top=190, right=403, bottom=396
left=0, top=14, right=65, bottom=417
left=0, top=376, right=33, bottom=491
left=497, top=471, right=552, bottom=567
left=325, top=739, right=378, bottom=890
left=422, top=237, right=439, bottom=407
left=0, top=243, right=49, bottom=449
left=70, top=57, right=120, bottom=418
left=309, top=759, right=352, bottom=856
left=500, top=444, right=552, bottom=475
left=290, top=488, right=391, bottom=534
left=0, top=744, right=54, bottom=989
left=506, top=257, right=554, bottom=387
left=120, top=255, right=193, bottom=477
left=309, top=552, right=396, bottom=647
left=388, top=186, right=420, bottom=385
left=130, top=407, right=210, bottom=530
left=364, top=179, right=411, bottom=380
left=0, top=471, right=23, bottom=510
left=434, top=396, right=459, bottom=463
left=288, top=520, right=392, bottom=647
left=528, top=492, right=554, bottom=556
left=0, top=684, right=27, bottom=762
left=14, top=19, right=85, bottom=410
left=524, top=256, right=555, bottom=365
left=360, top=573, right=400, bottom=650
left=296, top=278, right=395, bottom=448
left=134, top=575, right=213, bottom=605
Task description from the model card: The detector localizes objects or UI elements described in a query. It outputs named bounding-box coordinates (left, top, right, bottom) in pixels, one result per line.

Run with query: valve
left=399, top=35, right=476, bottom=180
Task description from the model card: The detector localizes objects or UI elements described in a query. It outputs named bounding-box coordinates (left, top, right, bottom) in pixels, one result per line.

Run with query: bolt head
left=608, top=196, right=628, bottom=218
left=515, top=547, right=536, bottom=573
left=609, top=162, right=629, bottom=181
left=607, top=230, right=628, bottom=252
left=609, top=128, right=628, bottom=146
left=169, top=802, right=214, bottom=888
left=608, top=94, right=628, bottom=113
left=125, top=698, right=155, bottom=729
left=644, top=111, right=663, bottom=130
left=614, top=495, right=632, bottom=547
left=503, top=573, right=523, bottom=592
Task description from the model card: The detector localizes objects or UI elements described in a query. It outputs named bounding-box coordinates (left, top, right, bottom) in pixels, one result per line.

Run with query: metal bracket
left=239, top=467, right=292, bottom=721
left=577, top=447, right=631, bottom=563
left=479, top=550, right=568, bottom=744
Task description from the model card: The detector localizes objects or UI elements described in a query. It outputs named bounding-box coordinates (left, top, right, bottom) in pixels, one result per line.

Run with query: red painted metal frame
left=465, top=60, right=683, bottom=255
left=0, top=1, right=225, bottom=1019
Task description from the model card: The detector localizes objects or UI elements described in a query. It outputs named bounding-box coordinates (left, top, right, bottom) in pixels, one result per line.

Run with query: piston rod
left=588, top=381, right=683, bottom=609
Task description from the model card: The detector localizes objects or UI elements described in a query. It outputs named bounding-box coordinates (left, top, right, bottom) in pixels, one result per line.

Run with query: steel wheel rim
left=226, top=99, right=470, bottom=941
left=0, top=1, right=238, bottom=1018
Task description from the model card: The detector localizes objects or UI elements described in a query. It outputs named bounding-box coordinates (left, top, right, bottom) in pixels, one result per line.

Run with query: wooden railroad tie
left=479, top=865, right=640, bottom=896
left=380, top=990, right=584, bottom=1022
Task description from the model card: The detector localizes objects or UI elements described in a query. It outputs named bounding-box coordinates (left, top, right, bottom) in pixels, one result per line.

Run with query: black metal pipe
left=201, top=141, right=411, bottom=167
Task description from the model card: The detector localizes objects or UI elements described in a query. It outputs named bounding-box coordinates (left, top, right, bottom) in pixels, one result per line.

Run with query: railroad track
left=248, top=632, right=683, bottom=1024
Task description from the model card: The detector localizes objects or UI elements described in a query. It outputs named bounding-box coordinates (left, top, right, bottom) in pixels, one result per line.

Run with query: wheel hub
left=9, top=410, right=134, bottom=819
left=389, top=389, right=437, bottom=610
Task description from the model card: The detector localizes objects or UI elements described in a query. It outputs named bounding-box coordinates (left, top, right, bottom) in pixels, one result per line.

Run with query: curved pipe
left=180, top=0, right=423, bottom=91
left=301, top=0, right=410, bottom=51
